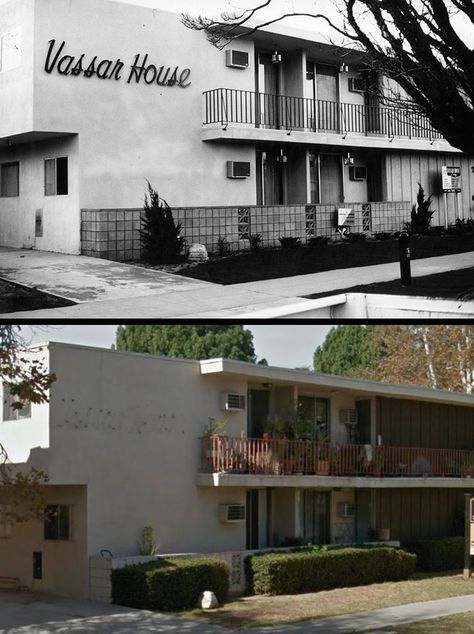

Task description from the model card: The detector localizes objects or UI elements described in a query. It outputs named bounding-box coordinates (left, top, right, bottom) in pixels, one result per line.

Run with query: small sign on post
left=442, top=166, right=462, bottom=193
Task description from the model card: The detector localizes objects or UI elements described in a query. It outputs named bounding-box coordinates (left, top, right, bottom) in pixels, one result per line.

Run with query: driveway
left=0, top=590, right=227, bottom=633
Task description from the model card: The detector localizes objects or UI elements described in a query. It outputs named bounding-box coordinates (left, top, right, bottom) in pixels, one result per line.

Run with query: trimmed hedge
left=403, top=537, right=465, bottom=572
left=111, top=557, right=229, bottom=611
left=246, top=547, right=416, bottom=595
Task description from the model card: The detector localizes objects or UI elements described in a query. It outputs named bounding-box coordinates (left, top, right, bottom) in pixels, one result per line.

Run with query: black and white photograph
left=0, top=0, right=472, bottom=317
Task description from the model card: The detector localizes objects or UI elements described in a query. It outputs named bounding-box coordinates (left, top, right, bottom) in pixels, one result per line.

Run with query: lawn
left=382, top=612, right=474, bottom=633
left=184, top=573, right=474, bottom=630
left=0, top=279, right=75, bottom=314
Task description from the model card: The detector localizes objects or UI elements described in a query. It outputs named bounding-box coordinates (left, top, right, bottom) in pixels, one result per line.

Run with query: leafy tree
left=116, top=325, right=257, bottom=363
left=140, top=182, right=184, bottom=265
left=313, top=325, right=382, bottom=376
left=363, top=325, right=474, bottom=393
left=0, top=326, right=56, bottom=523
left=314, top=325, right=473, bottom=393
left=183, top=1, right=474, bottom=153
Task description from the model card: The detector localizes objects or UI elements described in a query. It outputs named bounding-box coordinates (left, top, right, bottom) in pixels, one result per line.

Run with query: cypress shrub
left=140, top=182, right=184, bottom=264
left=403, top=537, right=464, bottom=572
left=246, top=547, right=416, bottom=595
left=111, top=557, right=229, bottom=611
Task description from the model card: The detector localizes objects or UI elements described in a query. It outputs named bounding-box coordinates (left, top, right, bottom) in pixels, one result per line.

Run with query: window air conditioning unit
left=338, top=502, right=356, bottom=518
left=227, top=161, right=251, bottom=179
left=226, top=49, right=249, bottom=69
left=221, top=393, right=246, bottom=412
left=340, top=408, right=358, bottom=425
left=348, top=76, right=365, bottom=93
left=219, top=504, right=246, bottom=523
left=349, top=166, right=367, bottom=181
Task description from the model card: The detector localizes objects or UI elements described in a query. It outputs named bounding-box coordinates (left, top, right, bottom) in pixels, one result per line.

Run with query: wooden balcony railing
left=203, top=88, right=444, bottom=142
left=201, top=436, right=474, bottom=478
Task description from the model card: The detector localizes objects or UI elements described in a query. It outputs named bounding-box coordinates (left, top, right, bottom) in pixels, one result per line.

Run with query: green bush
left=403, top=537, right=464, bottom=572
left=246, top=547, right=416, bottom=595
left=111, top=557, right=229, bottom=611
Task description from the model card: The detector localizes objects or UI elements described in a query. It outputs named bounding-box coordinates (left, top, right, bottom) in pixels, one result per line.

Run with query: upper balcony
left=198, top=435, right=474, bottom=488
left=202, top=88, right=457, bottom=153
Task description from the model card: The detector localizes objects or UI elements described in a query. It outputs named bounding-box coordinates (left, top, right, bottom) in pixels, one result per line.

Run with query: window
left=2, top=384, right=31, bottom=421
left=0, top=162, right=19, bottom=197
left=44, top=505, right=71, bottom=540
left=44, top=157, right=68, bottom=196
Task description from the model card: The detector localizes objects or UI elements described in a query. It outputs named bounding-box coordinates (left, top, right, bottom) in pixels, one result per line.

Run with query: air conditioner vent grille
left=338, top=502, right=356, bottom=518
left=219, top=504, right=246, bottom=523
left=221, top=393, right=246, bottom=411
left=340, top=408, right=358, bottom=425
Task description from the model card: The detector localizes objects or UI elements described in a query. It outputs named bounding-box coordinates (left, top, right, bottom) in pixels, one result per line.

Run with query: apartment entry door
left=257, top=52, right=280, bottom=128
left=256, top=148, right=285, bottom=205
left=248, top=389, right=270, bottom=438
left=306, top=62, right=339, bottom=131
left=310, top=153, right=343, bottom=204
left=246, top=489, right=271, bottom=549
left=300, top=490, right=330, bottom=545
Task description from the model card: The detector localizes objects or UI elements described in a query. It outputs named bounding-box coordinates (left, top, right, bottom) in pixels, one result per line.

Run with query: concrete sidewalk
left=0, top=248, right=472, bottom=318
left=1, top=589, right=474, bottom=633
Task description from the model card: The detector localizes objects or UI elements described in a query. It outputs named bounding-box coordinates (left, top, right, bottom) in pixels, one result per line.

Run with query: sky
left=111, top=0, right=474, bottom=45
left=25, top=325, right=332, bottom=369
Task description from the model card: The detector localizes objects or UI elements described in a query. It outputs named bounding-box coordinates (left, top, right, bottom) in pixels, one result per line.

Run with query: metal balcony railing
left=203, top=88, right=444, bottom=141
left=201, top=436, right=474, bottom=477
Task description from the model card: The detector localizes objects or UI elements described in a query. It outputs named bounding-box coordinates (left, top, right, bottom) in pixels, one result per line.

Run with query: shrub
left=373, top=232, right=395, bottom=241
left=245, top=547, right=416, bottom=595
left=453, top=218, right=474, bottom=235
left=216, top=236, right=230, bottom=258
left=410, top=183, right=435, bottom=235
left=140, top=182, right=184, bottom=264
left=403, top=537, right=464, bottom=572
left=279, top=236, right=302, bottom=249
left=111, top=557, right=229, bottom=611
left=344, top=232, right=367, bottom=243
left=249, top=234, right=263, bottom=252
left=307, top=236, right=329, bottom=248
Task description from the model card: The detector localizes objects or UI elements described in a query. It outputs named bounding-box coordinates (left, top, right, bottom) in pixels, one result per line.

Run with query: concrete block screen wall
left=81, top=202, right=412, bottom=261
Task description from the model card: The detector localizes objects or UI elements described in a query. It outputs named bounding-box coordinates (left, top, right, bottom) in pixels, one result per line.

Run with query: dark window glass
left=44, top=157, right=68, bottom=196
left=56, top=157, right=68, bottom=195
left=1, top=162, right=19, bottom=197
left=44, top=505, right=70, bottom=540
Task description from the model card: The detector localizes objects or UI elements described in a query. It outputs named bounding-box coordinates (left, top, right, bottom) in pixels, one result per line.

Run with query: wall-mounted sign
left=44, top=40, right=191, bottom=88
left=442, top=166, right=461, bottom=192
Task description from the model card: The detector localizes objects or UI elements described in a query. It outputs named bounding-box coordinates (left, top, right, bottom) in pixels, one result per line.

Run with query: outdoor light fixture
left=339, top=63, right=349, bottom=73
left=344, top=152, right=355, bottom=166
left=272, top=50, right=282, bottom=64
left=277, top=149, right=288, bottom=163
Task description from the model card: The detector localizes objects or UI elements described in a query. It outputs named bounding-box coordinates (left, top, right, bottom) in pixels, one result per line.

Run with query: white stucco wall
left=0, top=0, right=34, bottom=138
left=32, top=0, right=257, bottom=210
left=46, top=344, right=250, bottom=557
left=0, top=135, right=79, bottom=251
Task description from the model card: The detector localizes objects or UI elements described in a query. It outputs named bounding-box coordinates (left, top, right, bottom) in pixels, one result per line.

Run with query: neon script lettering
left=44, top=40, right=191, bottom=88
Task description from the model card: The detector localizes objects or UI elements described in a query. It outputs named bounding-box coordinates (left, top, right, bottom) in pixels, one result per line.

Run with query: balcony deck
left=200, top=436, right=474, bottom=480
left=202, top=89, right=455, bottom=152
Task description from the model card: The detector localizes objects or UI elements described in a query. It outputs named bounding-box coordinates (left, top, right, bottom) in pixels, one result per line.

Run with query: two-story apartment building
left=0, top=0, right=472, bottom=259
left=1, top=342, right=473, bottom=599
